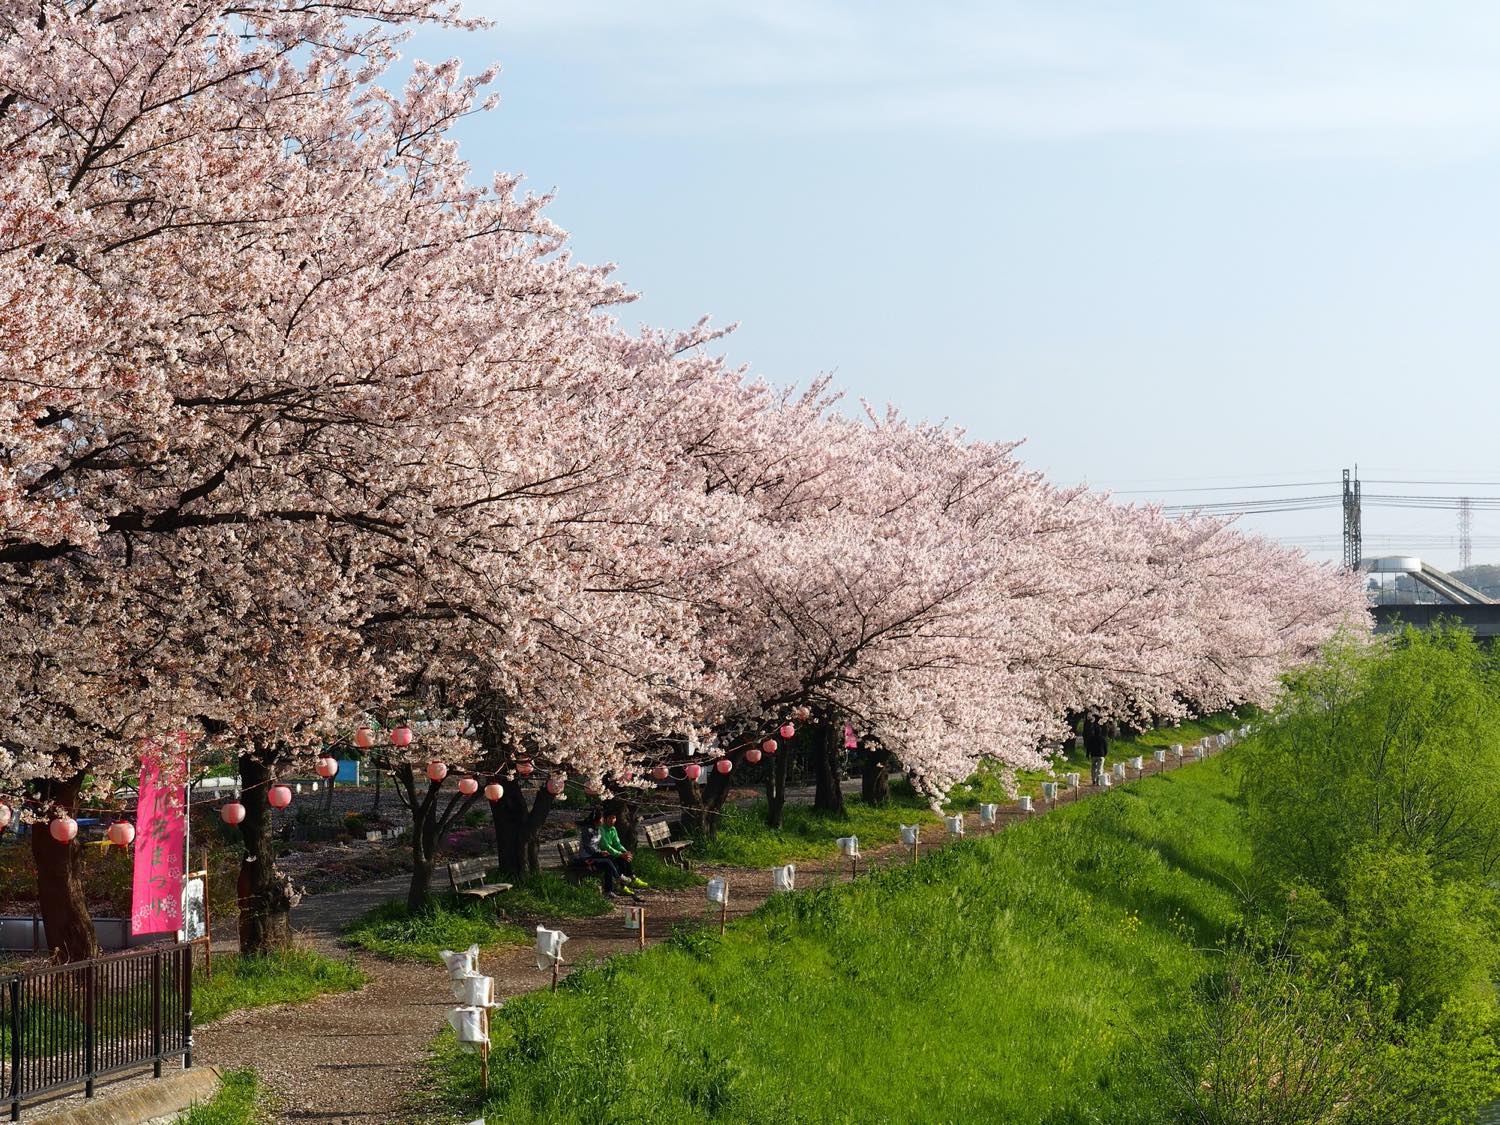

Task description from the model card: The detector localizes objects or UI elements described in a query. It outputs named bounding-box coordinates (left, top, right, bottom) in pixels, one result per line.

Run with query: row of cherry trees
left=0, top=0, right=1369, bottom=959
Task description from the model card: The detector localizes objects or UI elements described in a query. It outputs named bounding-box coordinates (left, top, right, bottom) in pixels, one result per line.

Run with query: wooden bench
left=446, top=856, right=512, bottom=900
left=643, top=819, right=691, bottom=869
left=556, top=838, right=606, bottom=887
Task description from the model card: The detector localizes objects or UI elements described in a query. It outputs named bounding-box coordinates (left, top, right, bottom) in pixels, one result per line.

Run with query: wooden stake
left=550, top=957, right=560, bottom=992
left=638, top=906, right=646, bottom=951
left=480, top=1007, right=491, bottom=1089
left=910, top=838, right=918, bottom=865
left=850, top=855, right=858, bottom=881
left=719, top=897, right=728, bottom=936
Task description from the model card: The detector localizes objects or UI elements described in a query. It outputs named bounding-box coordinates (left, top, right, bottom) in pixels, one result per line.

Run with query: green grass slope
left=427, top=755, right=1250, bottom=1123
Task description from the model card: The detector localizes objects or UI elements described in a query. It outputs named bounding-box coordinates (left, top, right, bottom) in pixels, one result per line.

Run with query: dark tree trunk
left=812, top=722, right=846, bottom=815
left=490, top=784, right=554, bottom=878
left=396, top=765, right=477, bottom=911
left=675, top=777, right=709, bottom=835
left=861, top=746, right=891, bottom=806
left=31, top=772, right=98, bottom=962
left=408, top=816, right=439, bottom=912
left=369, top=758, right=383, bottom=816
left=767, top=736, right=791, bottom=829
left=676, top=763, right=736, bottom=838
left=237, top=752, right=293, bottom=955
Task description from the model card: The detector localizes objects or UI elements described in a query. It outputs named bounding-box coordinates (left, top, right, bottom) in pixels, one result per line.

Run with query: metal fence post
left=151, top=950, right=163, bottom=1080
left=8, top=977, right=21, bottom=1123
left=181, top=946, right=193, bottom=1070
left=83, top=961, right=96, bottom=1098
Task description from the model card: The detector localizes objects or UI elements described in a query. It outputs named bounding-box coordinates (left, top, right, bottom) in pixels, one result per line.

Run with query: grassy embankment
left=423, top=752, right=1250, bottom=1122
left=345, top=711, right=1251, bottom=964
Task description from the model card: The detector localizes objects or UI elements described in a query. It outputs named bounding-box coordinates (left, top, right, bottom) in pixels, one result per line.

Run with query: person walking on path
left=1083, top=716, right=1110, bottom=785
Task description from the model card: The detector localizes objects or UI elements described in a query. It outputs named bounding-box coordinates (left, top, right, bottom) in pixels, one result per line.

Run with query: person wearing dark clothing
left=598, top=813, right=648, bottom=889
left=579, top=811, right=634, bottom=897
left=1082, top=716, right=1109, bottom=786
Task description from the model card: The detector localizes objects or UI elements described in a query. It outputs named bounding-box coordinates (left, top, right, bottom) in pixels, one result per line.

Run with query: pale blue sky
left=407, top=2, right=1500, bottom=567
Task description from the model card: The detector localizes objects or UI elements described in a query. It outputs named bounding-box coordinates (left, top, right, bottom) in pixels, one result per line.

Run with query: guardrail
left=2, top=942, right=192, bottom=1121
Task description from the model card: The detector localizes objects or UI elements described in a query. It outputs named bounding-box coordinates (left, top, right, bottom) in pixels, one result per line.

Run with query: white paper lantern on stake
left=899, top=824, right=919, bottom=846
left=1101, top=772, right=1113, bottom=788
left=772, top=864, right=796, bottom=892
left=447, top=1006, right=488, bottom=1047
left=1130, top=756, right=1144, bottom=771
left=1171, top=743, right=1184, bottom=759
left=706, top=877, right=729, bottom=905
left=440, top=944, right=480, bottom=979
left=979, top=802, right=998, bottom=825
left=943, top=815, right=964, bottom=838
left=1194, top=744, right=1205, bottom=761
left=1017, top=796, right=1033, bottom=813
left=1153, top=750, right=1167, bottom=764
left=1112, top=762, right=1126, bottom=781
left=1239, top=725, right=1250, bottom=738
left=836, top=835, right=860, bottom=857
left=1066, top=772, right=1081, bottom=789
left=1042, top=781, right=1057, bottom=801
left=623, top=905, right=642, bottom=930
left=534, top=926, right=568, bottom=971
left=451, top=973, right=493, bottom=1007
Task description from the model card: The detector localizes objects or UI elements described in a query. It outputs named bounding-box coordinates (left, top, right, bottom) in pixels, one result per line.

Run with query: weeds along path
left=193, top=753, right=1214, bottom=1124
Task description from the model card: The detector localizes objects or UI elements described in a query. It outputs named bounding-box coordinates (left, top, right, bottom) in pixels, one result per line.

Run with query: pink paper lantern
left=484, top=783, right=504, bottom=802
left=353, top=726, right=374, bottom=749
left=49, top=816, right=77, bottom=843
left=683, top=763, right=702, bottom=782
left=793, top=705, right=812, bottom=722
left=107, top=821, right=135, bottom=848
left=744, top=747, right=762, bottom=765
left=517, top=761, right=534, bottom=777
left=715, top=759, right=732, bottom=775
left=761, top=739, right=778, bottom=756
left=390, top=725, right=413, bottom=747
left=426, top=761, right=448, bottom=783
left=221, top=801, right=247, bottom=825
left=458, top=777, right=479, bottom=796
left=268, top=785, right=293, bottom=809
left=779, top=722, right=795, bottom=739
left=0, top=803, right=10, bottom=831
left=545, top=776, right=565, bottom=795
left=650, top=765, right=669, bottom=781
left=316, top=757, right=338, bottom=779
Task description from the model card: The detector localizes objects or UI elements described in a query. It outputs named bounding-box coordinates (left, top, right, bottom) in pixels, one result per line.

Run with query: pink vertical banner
left=131, top=747, right=186, bottom=936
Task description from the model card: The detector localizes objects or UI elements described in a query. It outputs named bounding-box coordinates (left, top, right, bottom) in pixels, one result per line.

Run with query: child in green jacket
left=599, top=813, right=648, bottom=889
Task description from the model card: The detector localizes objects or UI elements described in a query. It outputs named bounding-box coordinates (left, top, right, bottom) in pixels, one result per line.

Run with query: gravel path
left=190, top=756, right=1205, bottom=1123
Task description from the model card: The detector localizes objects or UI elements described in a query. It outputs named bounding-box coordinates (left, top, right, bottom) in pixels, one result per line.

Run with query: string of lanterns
left=0, top=704, right=829, bottom=845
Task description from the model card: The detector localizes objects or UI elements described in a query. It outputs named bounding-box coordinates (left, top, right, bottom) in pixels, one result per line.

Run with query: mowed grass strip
left=195, top=950, right=366, bottom=1024
left=427, top=756, right=1250, bottom=1123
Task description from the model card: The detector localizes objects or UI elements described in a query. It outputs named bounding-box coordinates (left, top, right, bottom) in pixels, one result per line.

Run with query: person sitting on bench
left=579, top=810, right=635, bottom=898
left=598, top=812, right=648, bottom=890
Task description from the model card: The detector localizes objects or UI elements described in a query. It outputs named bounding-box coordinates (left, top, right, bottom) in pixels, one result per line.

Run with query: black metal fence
left=2, top=942, right=192, bottom=1121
